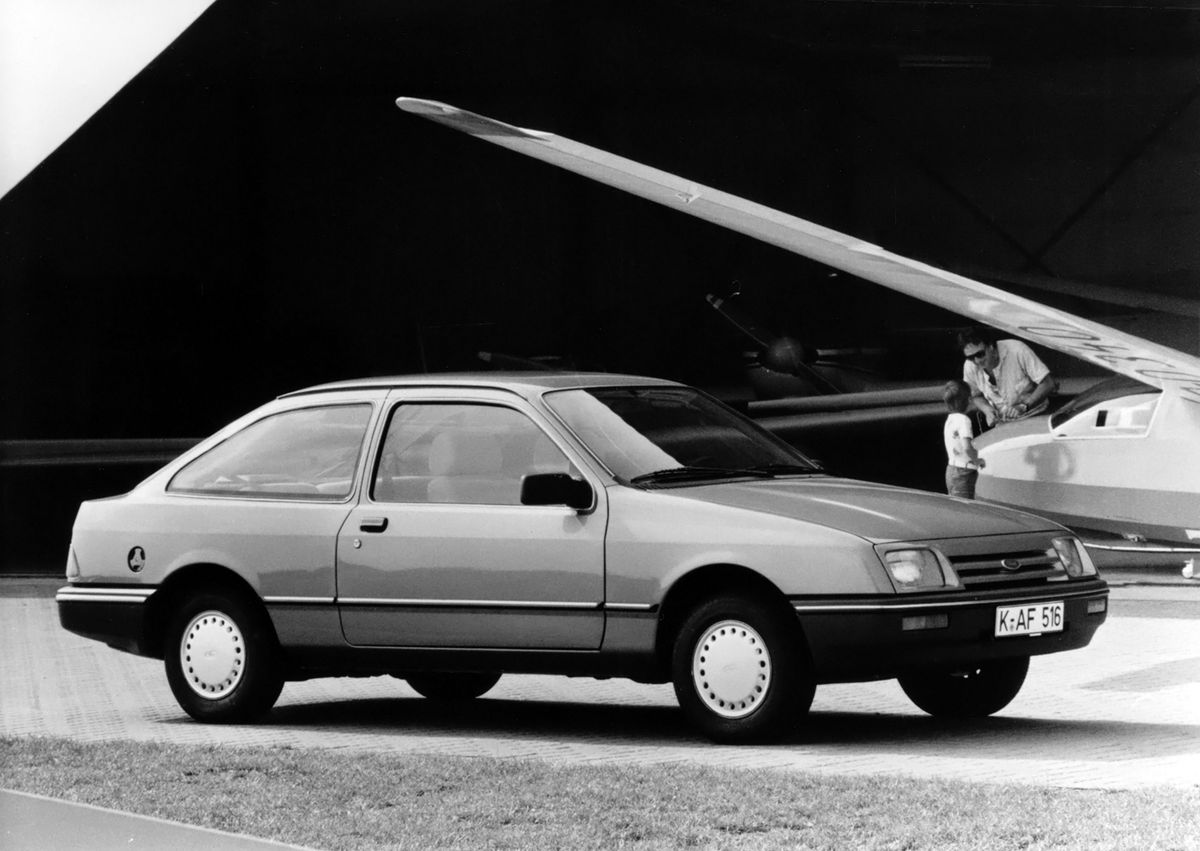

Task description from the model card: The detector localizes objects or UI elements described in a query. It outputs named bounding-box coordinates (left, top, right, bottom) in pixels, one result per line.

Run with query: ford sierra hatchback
left=58, top=373, right=1108, bottom=742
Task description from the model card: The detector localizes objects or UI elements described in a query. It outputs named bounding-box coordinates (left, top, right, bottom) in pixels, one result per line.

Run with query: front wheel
left=164, top=591, right=284, bottom=723
left=671, top=595, right=814, bottom=744
left=406, top=672, right=501, bottom=700
left=899, top=657, right=1029, bottom=718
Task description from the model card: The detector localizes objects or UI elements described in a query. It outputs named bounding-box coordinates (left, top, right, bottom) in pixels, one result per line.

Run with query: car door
left=337, top=389, right=606, bottom=649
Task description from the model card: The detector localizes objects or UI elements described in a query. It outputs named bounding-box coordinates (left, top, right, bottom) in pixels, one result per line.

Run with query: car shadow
left=210, top=696, right=1200, bottom=761
left=262, top=697, right=698, bottom=744
left=797, top=711, right=1197, bottom=759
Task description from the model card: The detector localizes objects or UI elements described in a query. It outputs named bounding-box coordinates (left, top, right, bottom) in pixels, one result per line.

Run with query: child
left=943, top=379, right=985, bottom=498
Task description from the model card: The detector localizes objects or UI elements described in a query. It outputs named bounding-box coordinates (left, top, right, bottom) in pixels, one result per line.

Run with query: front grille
left=949, top=548, right=1063, bottom=588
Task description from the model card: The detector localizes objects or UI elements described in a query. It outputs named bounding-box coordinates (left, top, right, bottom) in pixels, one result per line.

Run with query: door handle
left=359, top=517, right=389, bottom=533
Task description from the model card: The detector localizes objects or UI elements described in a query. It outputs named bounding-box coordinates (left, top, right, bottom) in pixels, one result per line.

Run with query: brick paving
left=3, top=581, right=1198, bottom=791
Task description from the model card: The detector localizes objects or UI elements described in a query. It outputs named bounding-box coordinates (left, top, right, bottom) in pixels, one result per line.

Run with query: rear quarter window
left=167, top=404, right=372, bottom=500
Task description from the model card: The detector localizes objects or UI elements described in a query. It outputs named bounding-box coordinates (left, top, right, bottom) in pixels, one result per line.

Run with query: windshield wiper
left=743, top=463, right=822, bottom=475
left=629, top=466, right=775, bottom=485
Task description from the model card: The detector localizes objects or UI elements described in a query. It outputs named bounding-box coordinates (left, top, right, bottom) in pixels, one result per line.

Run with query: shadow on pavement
left=202, top=697, right=701, bottom=744
left=798, top=712, right=1200, bottom=760
left=170, top=695, right=1200, bottom=762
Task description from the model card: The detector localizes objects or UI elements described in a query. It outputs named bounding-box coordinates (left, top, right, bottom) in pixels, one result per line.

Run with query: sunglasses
left=964, top=348, right=989, bottom=362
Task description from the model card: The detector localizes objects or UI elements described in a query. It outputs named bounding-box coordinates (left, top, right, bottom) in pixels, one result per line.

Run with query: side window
left=373, top=403, right=572, bottom=505
left=168, top=404, right=372, bottom=500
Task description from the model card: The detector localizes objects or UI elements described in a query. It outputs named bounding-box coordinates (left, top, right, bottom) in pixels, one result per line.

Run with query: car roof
left=280, top=371, right=683, bottom=399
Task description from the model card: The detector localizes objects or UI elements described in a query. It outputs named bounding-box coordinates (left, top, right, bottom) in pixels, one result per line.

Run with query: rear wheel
left=406, top=672, right=501, bottom=700
left=899, top=657, right=1029, bottom=718
left=164, top=590, right=284, bottom=723
left=671, top=595, right=813, bottom=743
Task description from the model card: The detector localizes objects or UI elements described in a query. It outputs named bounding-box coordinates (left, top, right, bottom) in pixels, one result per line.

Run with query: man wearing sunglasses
left=958, top=326, right=1057, bottom=427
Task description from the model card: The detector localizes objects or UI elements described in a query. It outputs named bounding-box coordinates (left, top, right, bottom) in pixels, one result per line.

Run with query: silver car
left=58, top=373, right=1108, bottom=742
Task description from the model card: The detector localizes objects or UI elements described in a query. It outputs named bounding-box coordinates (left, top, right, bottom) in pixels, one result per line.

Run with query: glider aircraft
left=396, top=97, right=1200, bottom=557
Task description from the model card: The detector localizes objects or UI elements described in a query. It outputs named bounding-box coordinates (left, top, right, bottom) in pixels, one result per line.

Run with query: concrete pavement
left=0, top=789, right=315, bottom=851
left=2, top=576, right=1199, bottom=793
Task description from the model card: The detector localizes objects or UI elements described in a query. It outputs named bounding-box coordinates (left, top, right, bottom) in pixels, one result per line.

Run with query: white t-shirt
left=944, top=412, right=978, bottom=469
left=962, top=339, right=1051, bottom=421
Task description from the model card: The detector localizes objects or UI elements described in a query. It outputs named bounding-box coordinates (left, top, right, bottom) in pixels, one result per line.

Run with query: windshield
left=1049, top=375, right=1160, bottom=430
left=543, top=386, right=820, bottom=483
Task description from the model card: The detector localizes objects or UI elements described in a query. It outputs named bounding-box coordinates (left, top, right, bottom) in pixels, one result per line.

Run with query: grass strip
left=2, top=736, right=1196, bottom=850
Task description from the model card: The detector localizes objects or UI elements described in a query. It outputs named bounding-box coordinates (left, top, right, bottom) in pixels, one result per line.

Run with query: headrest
left=428, top=431, right=502, bottom=476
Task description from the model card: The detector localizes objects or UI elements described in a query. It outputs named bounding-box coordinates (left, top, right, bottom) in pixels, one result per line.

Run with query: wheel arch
left=654, top=563, right=810, bottom=678
left=145, top=563, right=274, bottom=659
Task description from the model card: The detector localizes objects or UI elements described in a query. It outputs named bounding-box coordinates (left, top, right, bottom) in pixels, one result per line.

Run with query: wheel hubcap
left=692, top=619, right=771, bottom=719
left=180, top=610, right=245, bottom=699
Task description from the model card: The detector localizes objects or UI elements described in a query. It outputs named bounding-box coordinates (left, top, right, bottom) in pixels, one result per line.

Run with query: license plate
left=995, top=601, right=1064, bottom=637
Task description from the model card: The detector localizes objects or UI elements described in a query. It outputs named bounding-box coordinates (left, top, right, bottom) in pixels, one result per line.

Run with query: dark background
left=4, top=0, right=1200, bottom=571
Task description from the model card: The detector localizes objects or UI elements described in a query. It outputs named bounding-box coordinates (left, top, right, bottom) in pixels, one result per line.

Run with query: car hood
left=675, top=476, right=1060, bottom=543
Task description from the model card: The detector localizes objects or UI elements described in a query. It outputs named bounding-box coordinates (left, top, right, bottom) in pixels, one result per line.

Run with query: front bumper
left=57, top=585, right=157, bottom=657
left=793, top=580, right=1108, bottom=682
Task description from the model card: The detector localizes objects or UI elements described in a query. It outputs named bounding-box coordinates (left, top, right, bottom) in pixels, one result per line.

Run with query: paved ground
left=0, top=789, right=313, bottom=850
left=3, top=575, right=1199, bottom=794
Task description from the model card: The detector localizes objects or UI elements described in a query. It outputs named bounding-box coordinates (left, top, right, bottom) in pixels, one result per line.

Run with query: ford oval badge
left=127, top=546, right=146, bottom=573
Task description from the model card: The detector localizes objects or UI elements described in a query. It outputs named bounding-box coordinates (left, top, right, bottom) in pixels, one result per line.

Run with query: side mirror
left=520, top=473, right=593, bottom=511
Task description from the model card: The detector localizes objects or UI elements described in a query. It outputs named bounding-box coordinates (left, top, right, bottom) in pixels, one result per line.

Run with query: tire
left=406, top=672, right=501, bottom=700
left=899, top=657, right=1029, bottom=718
left=671, top=595, right=814, bottom=744
left=164, top=590, right=284, bottom=723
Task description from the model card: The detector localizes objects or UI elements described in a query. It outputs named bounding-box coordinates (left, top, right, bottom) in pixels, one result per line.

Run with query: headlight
left=1051, top=537, right=1097, bottom=577
left=882, top=548, right=957, bottom=592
